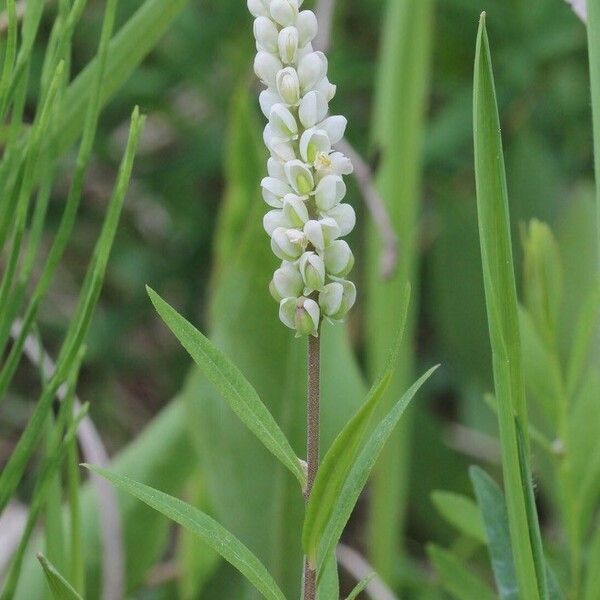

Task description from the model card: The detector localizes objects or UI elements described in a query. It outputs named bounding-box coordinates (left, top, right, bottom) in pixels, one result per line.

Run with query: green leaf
left=317, top=553, right=339, bottom=600
left=583, top=523, right=600, bottom=600
left=470, top=466, right=519, bottom=600
left=303, top=284, right=410, bottom=560
left=473, top=13, right=545, bottom=600
left=147, top=287, right=306, bottom=490
left=427, top=544, right=496, bottom=600
left=84, top=465, right=286, bottom=600
left=316, top=366, right=439, bottom=575
left=430, top=491, right=486, bottom=544
left=346, top=574, right=376, bottom=600
left=37, top=555, right=82, bottom=600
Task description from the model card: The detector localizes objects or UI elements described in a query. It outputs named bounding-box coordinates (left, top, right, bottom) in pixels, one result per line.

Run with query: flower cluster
left=248, top=0, right=356, bottom=338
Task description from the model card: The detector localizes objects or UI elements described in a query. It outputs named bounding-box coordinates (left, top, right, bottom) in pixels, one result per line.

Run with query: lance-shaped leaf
left=473, top=13, right=546, bottom=600
left=346, top=574, right=375, bottom=600
left=147, top=287, right=306, bottom=490
left=431, top=490, right=486, bottom=544
left=315, top=365, right=439, bottom=574
left=302, top=284, right=410, bottom=561
left=84, top=465, right=286, bottom=600
left=37, top=555, right=82, bottom=600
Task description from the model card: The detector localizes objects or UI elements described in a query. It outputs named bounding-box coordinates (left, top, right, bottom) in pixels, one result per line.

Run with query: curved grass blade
left=36, top=555, right=82, bottom=600
left=84, top=465, right=286, bottom=600
left=346, top=574, right=376, bottom=600
left=147, top=287, right=306, bottom=490
left=427, top=544, right=496, bottom=600
left=302, top=284, right=410, bottom=561
left=316, top=366, right=439, bottom=575
left=473, top=13, right=545, bottom=600
left=0, top=108, right=144, bottom=515
left=431, top=491, right=486, bottom=544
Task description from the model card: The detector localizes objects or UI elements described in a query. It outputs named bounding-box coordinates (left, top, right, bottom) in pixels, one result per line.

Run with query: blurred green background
left=2, top=0, right=597, bottom=597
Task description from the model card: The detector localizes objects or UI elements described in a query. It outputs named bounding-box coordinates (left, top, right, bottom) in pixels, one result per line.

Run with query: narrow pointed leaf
left=346, top=574, right=376, bottom=600
left=427, top=544, right=496, bottom=600
left=303, top=285, right=410, bottom=559
left=147, top=287, right=306, bottom=489
left=316, top=366, right=439, bottom=574
left=431, top=491, right=486, bottom=544
left=37, top=555, right=82, bottom=600
left=84, top=465, right=285, bottom=600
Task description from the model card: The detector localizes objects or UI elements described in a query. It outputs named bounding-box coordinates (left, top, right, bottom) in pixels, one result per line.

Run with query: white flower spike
left=249, top=0, right=355, bottom=336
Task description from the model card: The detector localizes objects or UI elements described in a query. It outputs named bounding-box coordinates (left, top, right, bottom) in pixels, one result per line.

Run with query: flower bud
left=261, top=176, right=292, bottom=207
left=320, top=115, right=347, bottom=144
left=276, top=67, right=300, bottom=105
left=282, top=194, right=309, bottom=226
left=254, top=51, right=282, bottom=88
left=259, top=89, right=280, bottom=119
left=278, top=27, right=299, bottom=64
left=304, top=218, right=340, bottom=250
left=247, top=0, right=270, bottom=18
left=253, top=17, right=278, bottom=53
left=271, top=227, right=305, bottom=260
left=315, top=76, right=336, bottom=101
left=299, top=251, right=326, bottom=292
left=285, top=159, right=314, bottom=195
left=270, top=0, right=298, bottom=27
left=269, top=104, right=298, bottom=139
left=325, top=203, right=355, bottom=236
left=299, top=128, right=331, bottom=163
left=264, top=124, right=296, bottom=161
left=315, top=175, right=346, bottom=211
left=323, top=240, right=354, bottom=276
left=297, top=10, right=318, bottom=47
left=299, top=90, right=328, bottom=128
left=319, top=280, right=356, bottom=320
left=279, top=296, right=320, bottom=337
left=298, top=51, right=327, bottom=93
left=270, top=262, right=304, bottom=301
left=263, top=209, right=290, bottom=235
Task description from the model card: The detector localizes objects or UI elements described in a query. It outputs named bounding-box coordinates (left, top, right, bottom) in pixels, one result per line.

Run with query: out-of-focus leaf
left=303, top=286, right=410, bottom=561
left=583, top=524, right=600, bottom=600
left=427, top=544, right=496, bottom=600
left=37, top=555, right=82, bottom=600
left=430, top=491, right=486, bottom=544
left=85, top=465, right=286, bottom=600
left=318, top=553, right=339, bottom=600
left=316, top=366, right=439, bottom=575
left=470, top=466, right=518, bottom=600
left=473, top=14, right=545, bottom=600
left=147, top=287, right=306, bottom=490
left=346, top=574, right=376, bottom=600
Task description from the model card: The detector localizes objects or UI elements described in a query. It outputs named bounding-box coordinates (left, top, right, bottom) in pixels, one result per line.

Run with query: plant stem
left=304, top=332, right=320, bottom=600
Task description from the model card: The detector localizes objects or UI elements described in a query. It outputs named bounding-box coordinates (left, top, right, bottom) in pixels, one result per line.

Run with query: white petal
left=278, top=26, right=299, bottom=64
left=299, top=128, right=331, bottom=163
left=282, top=194, right=309, bottom=226
left=329, top=152, right=353, bottom=175
left=247, top=0, right=270, bottom=18
left=323, top=240, right=354, bottom=276
left=304, top=219, right=325, bottom=250
left=269, top=104, right=298, bottom=139
left=254, top=51, right=282, bottom=88
left=270, top=0, right=298, bottom=26
left=276, top=67, right=300, bottom=105
left=271, top=227, right=304, bottom=261
left=279, top=297, right=297, bottom=329
left=319, top=115, right=347, bottom=144
left=263, top=209, right=290, bottom=235
left=315, top=77, right=336, bottom=101
left=253, top=17, right=278, bottom=53
left=297, top=10, right=318, bottom=47
left=272, top=262, right=303, bottom=299
left=298, top=90, right=328, bottom=128
left=261, top=176, right=291, bottom=207
left=284, top=160, right=314, bottom=195
left=315, top=175, right=346, bottom=211
left=298, top=51, right=327, bottom=93
left=325, top=203, right=355, bottom=236
left=267, top=157, right=286, bottom=180
left=319, top=282, right=343, bottom=317
left=259, top=89, right=280, bottom=119
left=299, top=252, right=325, bottom=292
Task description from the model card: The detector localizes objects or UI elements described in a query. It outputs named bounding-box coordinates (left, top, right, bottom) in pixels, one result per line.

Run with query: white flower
left=248, top=1, right=354, bottom=336
left=279, top=297, right=320, bottom=337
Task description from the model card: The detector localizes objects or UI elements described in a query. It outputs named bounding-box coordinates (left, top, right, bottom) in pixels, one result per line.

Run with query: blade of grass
left=0, top=107, right=144, bottom=515
left=84, top=465, right=287, bottom=600
left=430, top=491, right=486, bottom=544
left=366, top=0, right=433, bottom=581
left=316, top=366, right=439, bottom=575
left=473, top=13, right=546, bottom=600
left=147, top=287, right=307, bottom=490
left=587, top=0, right=600, bottom=267
left=346, top=574, right=376, bottom=600
left=303, top=285, right=410, bottom=561
left=37, top=554, right=83, bottom=600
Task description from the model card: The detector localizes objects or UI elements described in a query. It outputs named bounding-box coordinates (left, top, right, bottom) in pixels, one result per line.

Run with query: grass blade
left=302, top=285, right=410, bottom=561
left=36, top=554, right=83, bottom=600
left=427, top=544, right=496, bottom=600
left=147, top=287, right=306, bottom=490
left=346, top=574, right=376, bottom=600
left=431, top=491, right=486, bottom=544
left=473, top=13, right=546, bottom=600
left=316, top=366, right=439, bottom=575
left=84, top=465, right=286, bottom=600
